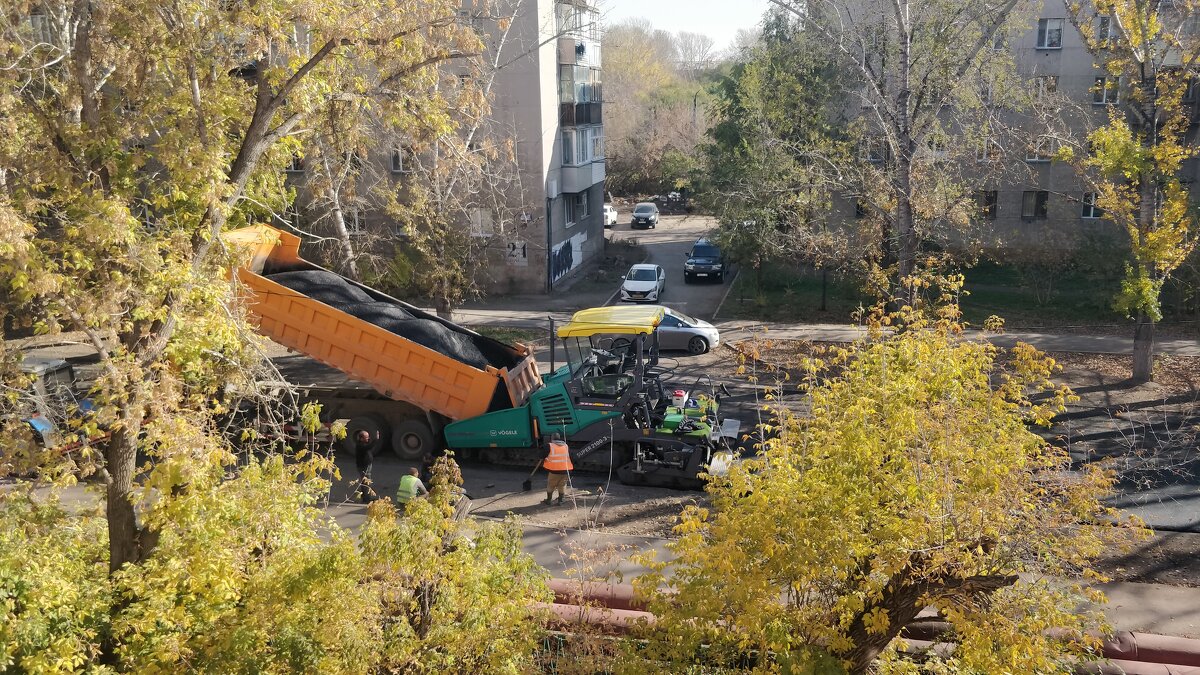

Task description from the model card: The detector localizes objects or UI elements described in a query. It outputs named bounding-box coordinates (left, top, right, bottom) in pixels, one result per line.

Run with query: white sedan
left=619, top=264, right=665, bottom=303
left=603, top=204, right=618, bottom=227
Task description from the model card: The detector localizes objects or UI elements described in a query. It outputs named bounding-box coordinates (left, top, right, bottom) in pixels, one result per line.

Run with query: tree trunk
left=843, top=579, right=928, bottom=674
left=842, top=569, right=1017, bottom=674
left=435, top=296, right=452, bottom=320
left=819, top=266, right=828, bottom=312
left=1132, top=312, right=1155, bottom=382
left=891, top=0, right=917, bottom=309
left=105, top=425, right=142, bottom=573
left=319, top=150, right=360, bottom=280
left=894, top=162, right=918, bottom=308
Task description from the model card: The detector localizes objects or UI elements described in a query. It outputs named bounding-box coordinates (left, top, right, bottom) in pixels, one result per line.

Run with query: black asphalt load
left=267, top=270, right=517, bottom=371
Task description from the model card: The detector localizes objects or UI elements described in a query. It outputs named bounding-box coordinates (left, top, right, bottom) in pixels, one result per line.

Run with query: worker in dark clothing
left=354, top=429, right=378, bottom=504
left=542, top=433, right=573, bottom=506
left=419, top=452, right=435, bottom=486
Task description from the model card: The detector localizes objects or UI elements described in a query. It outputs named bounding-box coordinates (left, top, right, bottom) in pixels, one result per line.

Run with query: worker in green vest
left=395, top=466, right=428, bottom=509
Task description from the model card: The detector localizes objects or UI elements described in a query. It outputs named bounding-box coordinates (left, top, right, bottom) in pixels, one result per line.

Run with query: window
left=559, top=66, right=573, bottom=104
left=564, top=195, right=577, bottom=226
left=1081, top=192, right=1104, bottom=219
left=576, top=66, right=597, bottom=103
left=1035, top=75, right=1059, bottom=100
left=1026, top=137, right=1054, bottom=162
left=556, top=3, right=581, bottom=36
left=561, top=131, right=575, bottom=165
left=390, top=147, right=408, bottom=173
left=924, top=134, right=948, bottom=159
left=469, top=207, right=493, bottom=237
left=575, top=128, right=591, bottom=164
left=346, top=208, right=364, bottom=235
left=574, top=192, right=589, bottom=219
left=977, top=137, right=1002, bottom=161
left=281, top=201, right=305, bottom=229
left=286, top=155, right=304, bottom=174
left=1093, top=76, right=1119, bottom=104
left=975, top=191, right=998, bottom=220
left=556, top=3, right=597, bottom=39
left=292, top=22, right=312, bottom=56
left=1021, top=191, right=1049, bottom=219
left=861, top=137, right=886, bottom=162
left=560, top=65, right=600, bottom=104
left=1097, top=15, right=1117, bottom=45
left=591, top=131, right=605, bottom=159
left=1037, top=18, right=1064, bottom=49
left=1185, top=77, right=1199, bottom=102
left=980, top=78, right=995, bottom=103
left=28, top=13, right=52, bottom=44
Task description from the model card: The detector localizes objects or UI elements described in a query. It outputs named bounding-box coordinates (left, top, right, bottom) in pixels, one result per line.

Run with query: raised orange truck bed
left=225, top=225, right=541, bottom=423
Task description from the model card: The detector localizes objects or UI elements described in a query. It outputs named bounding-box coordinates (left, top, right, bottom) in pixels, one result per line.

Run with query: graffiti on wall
left=550, top=231, right=588, bottom=284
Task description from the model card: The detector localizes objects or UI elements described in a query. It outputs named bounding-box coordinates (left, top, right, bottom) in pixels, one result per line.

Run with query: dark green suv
left=684, top=238, right=726, bottom=283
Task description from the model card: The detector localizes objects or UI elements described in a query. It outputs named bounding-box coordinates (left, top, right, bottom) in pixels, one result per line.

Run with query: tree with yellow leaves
left=0, top=0, right=551, bottom=670
left=0, top=452, right=550, bottom=672
left=1061, top=1, right=1200, bottom=381
left=630, top=289, right=1145, bottom=674
left=0, top=0, right=480, bottom=571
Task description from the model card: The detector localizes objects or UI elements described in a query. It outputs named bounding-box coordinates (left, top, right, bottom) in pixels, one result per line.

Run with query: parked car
left=630, top=202, right=659, bottom=229
left=619, top=263, right=665, bottom=302
left=684, top=237, right=727, bottom=283
left=603, top=204, right=618, bottom=227
left=657, top=306, right=720, bottom=355
left=609, top=306, right=719, bottom=356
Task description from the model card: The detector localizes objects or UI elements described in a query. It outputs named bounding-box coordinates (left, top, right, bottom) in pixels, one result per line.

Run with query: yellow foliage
left=631, top=303, right=1146, bottom=674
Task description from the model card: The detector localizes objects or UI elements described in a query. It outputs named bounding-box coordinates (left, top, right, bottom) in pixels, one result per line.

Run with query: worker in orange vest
left=542, top=432, right=573, bottom=506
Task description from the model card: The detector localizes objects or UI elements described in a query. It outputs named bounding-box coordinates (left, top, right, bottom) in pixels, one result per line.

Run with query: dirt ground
left=467, top=476, right=707, bottom=539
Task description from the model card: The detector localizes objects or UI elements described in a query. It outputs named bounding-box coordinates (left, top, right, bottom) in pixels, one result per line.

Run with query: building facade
left=833, top=0, right=1200, bottom=257
left=280, top=0, right=607, bottom=296
left=980, top=0, right=1123, bottom=252
left=483, top=0, right=607, bottom=292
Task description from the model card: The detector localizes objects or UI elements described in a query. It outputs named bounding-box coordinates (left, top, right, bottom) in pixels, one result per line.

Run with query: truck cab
left=18, top=357, right=95, bottom=449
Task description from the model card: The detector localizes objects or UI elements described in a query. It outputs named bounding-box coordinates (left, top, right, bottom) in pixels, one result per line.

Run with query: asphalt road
left=605, top=213, right=733, bottom=320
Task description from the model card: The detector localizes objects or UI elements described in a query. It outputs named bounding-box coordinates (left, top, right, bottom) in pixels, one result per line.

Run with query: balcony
left=560, top=101, right=602, bottom=126
left=560, top=161, right=605, bottom=194
left=557, top=36, right=601, bottom=67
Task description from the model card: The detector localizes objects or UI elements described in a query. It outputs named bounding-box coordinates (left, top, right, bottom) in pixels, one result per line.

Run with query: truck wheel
left=344, top=414, right=391, bottom=457
left=391, top=419, right=436, bottom=461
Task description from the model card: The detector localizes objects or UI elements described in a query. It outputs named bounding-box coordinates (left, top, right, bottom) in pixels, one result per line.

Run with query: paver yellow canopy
left=557, top=305, right=666, bottom=338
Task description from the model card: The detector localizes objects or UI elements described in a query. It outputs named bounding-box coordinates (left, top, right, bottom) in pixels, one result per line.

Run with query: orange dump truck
left=225, top=225, right=542, bottom=459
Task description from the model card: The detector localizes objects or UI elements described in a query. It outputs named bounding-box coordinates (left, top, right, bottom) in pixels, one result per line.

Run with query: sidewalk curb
left=711, top=268, right=740, bottom=321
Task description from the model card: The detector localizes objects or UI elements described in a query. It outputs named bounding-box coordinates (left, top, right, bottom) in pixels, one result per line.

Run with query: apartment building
left=979, top=1, right=1123, bottom=252
left=484, top=0, right=607, bottom=292
left=282, top=0, right=607, bottom=295
left=836, top=0, right=1200, bottom=256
